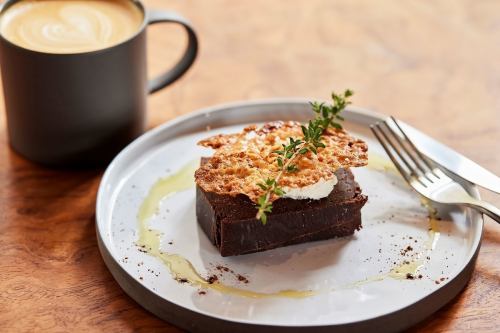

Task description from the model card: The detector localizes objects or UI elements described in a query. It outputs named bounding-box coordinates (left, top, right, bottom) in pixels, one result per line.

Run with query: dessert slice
left=195, top=118, right=369, bottom=257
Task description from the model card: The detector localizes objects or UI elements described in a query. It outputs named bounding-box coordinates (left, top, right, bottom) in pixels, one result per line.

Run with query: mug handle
left=146, top=10, right=198, bottom=94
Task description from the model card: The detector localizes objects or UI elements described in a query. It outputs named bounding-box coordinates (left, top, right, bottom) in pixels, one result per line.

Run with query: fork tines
left=370, top=117, right=443, bottom=187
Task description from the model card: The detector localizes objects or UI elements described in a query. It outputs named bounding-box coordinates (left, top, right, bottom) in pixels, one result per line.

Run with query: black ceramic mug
left=0, top=0, right=198, bottom=166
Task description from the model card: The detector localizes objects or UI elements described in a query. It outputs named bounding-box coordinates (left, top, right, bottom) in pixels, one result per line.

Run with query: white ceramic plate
left=96, top=100, right=483, bottom=332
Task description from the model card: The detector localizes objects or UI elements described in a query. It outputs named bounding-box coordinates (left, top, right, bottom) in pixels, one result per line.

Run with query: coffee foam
left=0, top=0, right=143, bottom=54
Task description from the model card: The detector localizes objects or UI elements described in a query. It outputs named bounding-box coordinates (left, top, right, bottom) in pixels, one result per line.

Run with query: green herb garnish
left=255, top=90, right=353, bottom=224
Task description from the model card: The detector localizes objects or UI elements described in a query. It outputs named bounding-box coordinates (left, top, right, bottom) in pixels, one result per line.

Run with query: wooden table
left=1, top=0, right=499, bottom=331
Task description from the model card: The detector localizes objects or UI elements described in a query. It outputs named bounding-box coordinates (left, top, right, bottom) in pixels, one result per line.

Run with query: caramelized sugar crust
left=194, top=121, right=368, bottom=203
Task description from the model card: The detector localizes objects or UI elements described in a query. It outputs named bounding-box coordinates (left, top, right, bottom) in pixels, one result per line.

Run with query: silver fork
left=370, top=117, right=500, bottom=223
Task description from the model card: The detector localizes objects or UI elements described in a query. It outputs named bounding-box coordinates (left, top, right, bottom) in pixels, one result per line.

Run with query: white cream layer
left=282, top=176, right=337, bottom=200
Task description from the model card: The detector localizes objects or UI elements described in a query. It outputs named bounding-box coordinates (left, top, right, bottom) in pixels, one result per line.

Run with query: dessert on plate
left=195, top=91, right=368, bottom=256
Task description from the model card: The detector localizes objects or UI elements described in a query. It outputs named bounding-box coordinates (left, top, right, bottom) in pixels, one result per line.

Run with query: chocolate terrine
left=197, top=164, right=367, bottom=256
left=194, top=120, right=368, bottom=257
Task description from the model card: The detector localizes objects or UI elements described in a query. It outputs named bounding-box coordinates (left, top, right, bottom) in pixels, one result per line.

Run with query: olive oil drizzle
left=137, top=161, right=198, bottom=223
left=367, top=152, right=397, bottom=172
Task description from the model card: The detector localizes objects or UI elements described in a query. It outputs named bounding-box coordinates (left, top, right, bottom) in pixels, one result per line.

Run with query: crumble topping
left=194, top=121, right=368, bottom=203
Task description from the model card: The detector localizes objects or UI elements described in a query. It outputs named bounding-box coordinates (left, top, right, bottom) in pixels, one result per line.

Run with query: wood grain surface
left=1, top=0, right=499, bottom=332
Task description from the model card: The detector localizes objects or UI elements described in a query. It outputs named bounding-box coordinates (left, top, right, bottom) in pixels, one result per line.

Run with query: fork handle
left=466, top=200, right=500, bottom=223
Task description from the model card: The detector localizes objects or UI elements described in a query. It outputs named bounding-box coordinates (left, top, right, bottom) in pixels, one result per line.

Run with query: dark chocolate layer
left=196, top=166, right=368, bottom=257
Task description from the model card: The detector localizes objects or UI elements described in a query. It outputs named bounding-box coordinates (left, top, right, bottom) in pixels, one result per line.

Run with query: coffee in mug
left=0, top=0, right=143, bottom=54
left=0, top=0, right=198, bottom=166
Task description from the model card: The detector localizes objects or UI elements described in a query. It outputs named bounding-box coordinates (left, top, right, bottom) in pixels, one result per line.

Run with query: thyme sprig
left=255, top=90, right=353, bottom=224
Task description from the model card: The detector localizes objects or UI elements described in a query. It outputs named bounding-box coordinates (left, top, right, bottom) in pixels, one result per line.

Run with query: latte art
left=0, top=0, right=143, bottom=53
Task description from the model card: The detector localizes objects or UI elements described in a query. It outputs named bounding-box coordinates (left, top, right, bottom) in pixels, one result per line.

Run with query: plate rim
left=96, top=99, right=484, bottom=332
